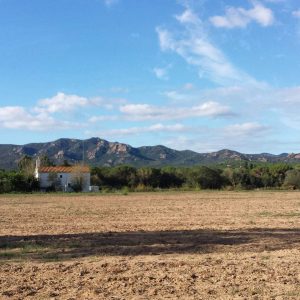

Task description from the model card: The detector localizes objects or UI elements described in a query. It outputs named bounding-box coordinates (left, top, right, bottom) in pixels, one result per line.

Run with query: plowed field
left=0, top=191, right=299, bottom=299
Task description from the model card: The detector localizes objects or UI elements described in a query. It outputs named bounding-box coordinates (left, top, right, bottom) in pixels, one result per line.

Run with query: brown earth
left=0, top=191, right=299, bottom=299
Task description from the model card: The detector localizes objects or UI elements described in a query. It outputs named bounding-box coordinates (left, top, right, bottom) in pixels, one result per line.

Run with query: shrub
left=283, top=170, right=300, bottom=189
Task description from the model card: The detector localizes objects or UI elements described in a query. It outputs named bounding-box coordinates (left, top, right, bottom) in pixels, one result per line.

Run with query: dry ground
left=0, top=191, right=299, bottom=299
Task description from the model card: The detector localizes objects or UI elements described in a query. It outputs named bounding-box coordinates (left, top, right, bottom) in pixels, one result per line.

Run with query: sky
left=0, top=0, right=300, bottom=154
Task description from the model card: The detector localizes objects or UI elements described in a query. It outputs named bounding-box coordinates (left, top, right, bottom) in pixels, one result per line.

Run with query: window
left=60, top=175, right=63, bottom=178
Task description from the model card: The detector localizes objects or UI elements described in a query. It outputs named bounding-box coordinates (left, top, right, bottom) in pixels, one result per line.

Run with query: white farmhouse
left=34, top=158, right=91, bottom=192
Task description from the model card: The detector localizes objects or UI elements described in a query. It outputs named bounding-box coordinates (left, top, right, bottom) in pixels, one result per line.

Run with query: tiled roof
left=38, top=166, right=90, bottom=173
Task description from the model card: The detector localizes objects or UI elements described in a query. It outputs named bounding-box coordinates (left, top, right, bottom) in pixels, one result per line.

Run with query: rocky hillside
left=0, top=137, right=298, bottom=170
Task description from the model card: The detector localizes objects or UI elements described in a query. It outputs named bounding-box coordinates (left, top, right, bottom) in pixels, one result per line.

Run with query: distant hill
left=0, top=137, right=298, bottom=170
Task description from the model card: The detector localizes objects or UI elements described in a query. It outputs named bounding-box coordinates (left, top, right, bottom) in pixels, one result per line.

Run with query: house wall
left=38, top=172, right=91, bottom=192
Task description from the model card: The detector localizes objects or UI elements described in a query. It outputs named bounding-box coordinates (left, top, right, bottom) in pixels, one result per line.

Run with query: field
left=0, top=191, right=300, bottom=299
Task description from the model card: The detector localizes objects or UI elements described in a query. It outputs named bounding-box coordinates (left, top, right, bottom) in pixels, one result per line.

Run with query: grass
left=0, top=245, right=63, bottom=262
left=0, top=188, right=297, bottom=198
left=257, top=211, right=300, bottom=218
left=257, top=211, right=274, bottom=217
left=0, top=251, right=19, bottom=259
left=261, top=255, right=270, bottom=260
left=0, top=241, right=54, bottom=261
left=274, top=212, right=300, bottom=217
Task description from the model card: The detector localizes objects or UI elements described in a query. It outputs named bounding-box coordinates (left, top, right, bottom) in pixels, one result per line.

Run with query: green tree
left=137, top=167, right=161, bottom=188
left=269, top=163, right=292, bottom=187
left=18, top=155, right=34, bottom=177
left=187, top=166, right=223, bottom=189
left=47, top=172, right=62, bottom=191
left=70, top=165, right=86, bottom=192
left=40, top=155, right=54, bottom=167
left=283, top=169, right=300, bottom=189
left=109, top=165, right=137, bottom=188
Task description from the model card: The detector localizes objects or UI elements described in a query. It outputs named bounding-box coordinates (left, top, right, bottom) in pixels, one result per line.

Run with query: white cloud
left=184, top=83, right=194, bottom=90
left=156, top=9, right=260, bottom=86
left=164, top=121, right=271, bottom=153
left=164, top=90, right=189, bottom=102
left=153, top=66, right=170, bottom=80
left=175, top=8, right=201, bottom=25
left=120, top=101, right=233, bottom=121
left=165, top=84, right=271, bottom=107
left=163, top=84, right=300, bottom=131
left=273, top=86, right=300, bottom=130
left=277, top=86, right=300, bottom=103
left=161, top=84, right=300, bottom=151
left=292, top=10, right=300, bottom=18
left=89, top=115, right=118, bottom=122
left=163, top=85, right=251, bottom=104
left=224, top=122, right=269, bottom=137
left=0, top=106, right=75, bottom=131
left=210, top=3, right=274, bottom=29
left=36, top=92, right=89, bottom=114
left=102, top=123, right=187, bottom=136
left=90, top=96, right=127, bottom=110
left=35, top=92, right=126, bottom=114
left=157, top=28, right=175, bottom=52
left=0, top=91, right=127, bottom=131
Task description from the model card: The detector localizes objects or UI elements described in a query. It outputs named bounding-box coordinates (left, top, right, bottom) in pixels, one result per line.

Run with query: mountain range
left=1, top=137, right=299, bottom=170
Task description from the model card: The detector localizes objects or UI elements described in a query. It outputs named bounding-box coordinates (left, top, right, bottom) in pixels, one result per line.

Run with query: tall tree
left=18, top=155, right=34, bottom=177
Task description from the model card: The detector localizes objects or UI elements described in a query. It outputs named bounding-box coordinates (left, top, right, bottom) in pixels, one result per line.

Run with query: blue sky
left=0, top=0, right=300, bottom=153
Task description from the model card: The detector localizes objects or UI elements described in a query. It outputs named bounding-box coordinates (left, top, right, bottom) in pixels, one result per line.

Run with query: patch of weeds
left=286, top=291, right=300, bottom=297
left=0, top=243, right=16, bottom=249
left=261, top=255, right=270, bottom=260
left=72, top=209, right=100, bottom=216
left=0, top=242, right=51, bottom=260
left=257, top=210, right=300, bottom=218
left=20, top=244, right=47, bottom=255
left=101, top=187, right=113, bottom=194
left=274, top=212, right=300, bottom=218
left=121, top=187, right=130, bottom=195
left=257, top=211, right=273, bottom=217
left=67, top=242, right=85, bottom=249
left=230, top=287, right=241, bottom=296
left=0, top=251, right=20, bottom=259
left=41, top=252, right=60, bottom=261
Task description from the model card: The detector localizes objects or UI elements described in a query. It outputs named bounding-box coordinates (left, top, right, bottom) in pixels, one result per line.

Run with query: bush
left=283, top=170, right=300, bottom=189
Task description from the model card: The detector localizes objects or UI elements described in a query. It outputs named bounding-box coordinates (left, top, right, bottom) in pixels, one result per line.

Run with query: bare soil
left=0, top=191, right=299, bottom=299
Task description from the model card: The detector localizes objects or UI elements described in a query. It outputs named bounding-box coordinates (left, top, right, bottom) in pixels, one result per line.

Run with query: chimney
left=36, top=157, right=41, bottom=169
left=34, top=157, right=41, bottom=179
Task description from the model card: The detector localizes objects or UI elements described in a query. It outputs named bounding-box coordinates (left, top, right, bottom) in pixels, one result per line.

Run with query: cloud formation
left=210, top=2, right=275, bottom=29
left=101, top=123, right=187, bottom=136
left=119, top=101, right=233, bottom=121
left=34, top=92, right=126, bottom=114
left=36, top=93, right=89, bottom=114
left=0, top=106, right=74, bottom=131
left=156, top=8, right=259, bottom=86
left=224, top=122, right=269, bottom=137
left=0, top=92, right=122, bottom=131
left=153, top=66, right=170, bottom=80
left=164, top=121, right=271, bottom=153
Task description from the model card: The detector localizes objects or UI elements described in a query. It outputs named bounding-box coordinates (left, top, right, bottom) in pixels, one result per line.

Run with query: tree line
left=91, top=162, right=300, bottom=191
left=1, top=155, right=300, bottom=193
